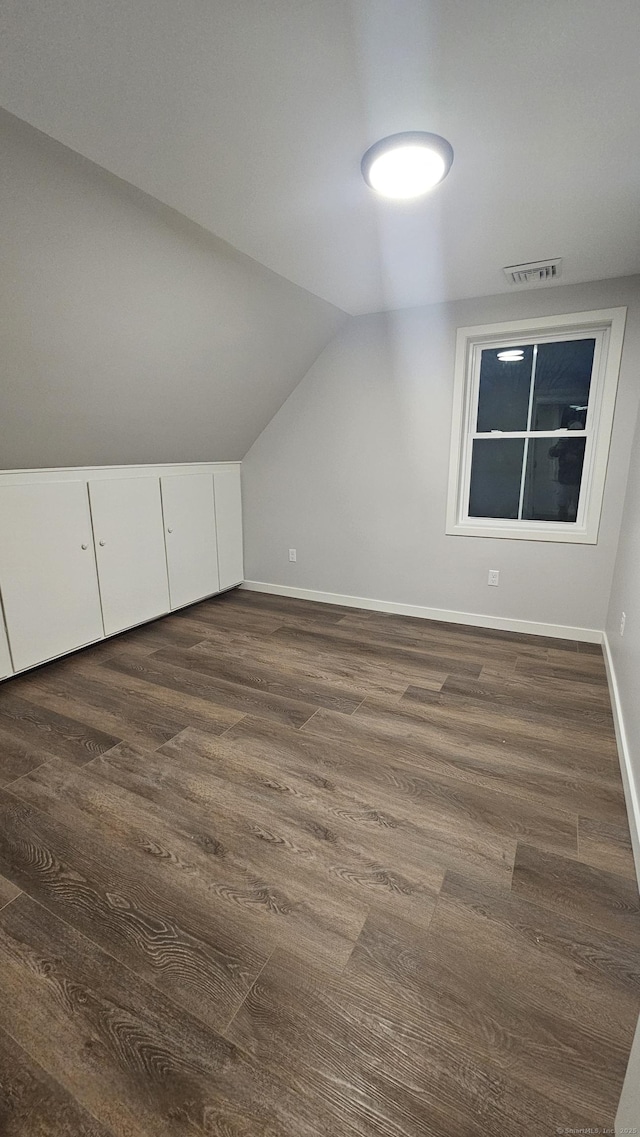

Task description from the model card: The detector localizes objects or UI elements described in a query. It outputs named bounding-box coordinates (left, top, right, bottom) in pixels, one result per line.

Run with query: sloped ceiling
left=0, top=110, right=345, bottom=468
left=0, top=0, right=639, bottom=314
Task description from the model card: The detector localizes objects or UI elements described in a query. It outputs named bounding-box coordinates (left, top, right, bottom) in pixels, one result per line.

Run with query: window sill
left=446, top=519, right=597, bottom=544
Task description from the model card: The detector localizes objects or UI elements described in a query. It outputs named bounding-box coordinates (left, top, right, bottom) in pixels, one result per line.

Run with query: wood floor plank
left=0, top=894, right=326, bottom=1137
left=300, top=708, right=580, bottom=855
left=13, top=668, right=191, bottom=752
left=150, top=643, right=366, bottom=714
left=226, top=945, right=455, bottom=1137
left=226, top=914, right=599, bottom=1137
left=15, top=653, right=245, bottom=748
left=515, top=653, right=608, bottom=683
left=431, top=874, right=640, bottom=1064
left=104, top=652, right=320, bottom=728
left=219, top=715, right=516, bottom=889
left=270, top=623, right=485, bottom=680
left=0, top=1024, right=114, bottom=1137
left=0, top=873, right=21, bottom=909
left=184, top=625, right=419, bottom=698
left=578, top=640, right=605, bottom=655
left=344, top=894, right=634, bottom=1124
left=216, top=588, right=355, bottom=625
left=364, top=608, right=582, bottom=653
left=512, top=843, right=640, bottom=945
left=439, top=668, right=613, bottom=726
left=153, top=725, right=433, bottom=935
left=577, top=816, right=638, bottom=879
left=0, top=788, right=270, bottom=1034
left=11, top=749, right=367, bottom=972
left=157, top=726, right=447, bottom=924
left=376, top=673, right=614, bottom=745
left=336, top=611, right=375, bottom=625
left=173, top=597, right=286, bottom=635
left=441, top=870, right=640, bottom=998
left=343, top=900, right=631, bottom=1127
left=303, top=693, right=622, bottom=789
left=402, top=676, right=614, bottom=735
left=0, top=725, right=57, bottom=787
left=0, top=691, right=121, bottom=766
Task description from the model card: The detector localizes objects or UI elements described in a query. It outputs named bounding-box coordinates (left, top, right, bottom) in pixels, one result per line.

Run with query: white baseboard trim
left=602, top=634, right=640, bottom=889
left=240, top=580, right=603, bottom=643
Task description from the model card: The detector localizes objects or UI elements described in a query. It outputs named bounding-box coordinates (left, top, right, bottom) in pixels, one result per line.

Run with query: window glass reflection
left=530, top=339, right=594, bottom=431
left=522, top=435, right=586, bottom=522
left=477, top=346, right=533, bottom=432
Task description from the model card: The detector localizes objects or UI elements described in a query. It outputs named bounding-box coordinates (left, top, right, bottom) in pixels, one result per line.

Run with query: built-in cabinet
left=0, top=481, right=104, bottom=672
left=161, top=473, right=219, bottom=610
left=0, top=463, right=243, bottom=678
left=213, top=468, right=245, bottom=591
left=90, top=477, right=170, bottom=636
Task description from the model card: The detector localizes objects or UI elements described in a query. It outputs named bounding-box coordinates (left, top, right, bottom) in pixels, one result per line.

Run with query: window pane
left=530, top=339, right=595, bottom=431
left=476, top=345, right=533, bottom=432
left=521, top=435, right=586, bottom=522
left=468, top=438, right=524, bottom=519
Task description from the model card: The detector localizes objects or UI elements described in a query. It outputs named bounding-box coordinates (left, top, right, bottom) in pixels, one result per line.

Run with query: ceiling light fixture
left=497, top=349, right=525, bottom=362
left=361, top=131, right=454, bottom=200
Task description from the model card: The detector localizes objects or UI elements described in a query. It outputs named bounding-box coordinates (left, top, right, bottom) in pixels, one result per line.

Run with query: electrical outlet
left=620, top=611, right=626, bottom=636
left=488, top=569, right=500, bottom=587
left=288, top=548, right=297, bottom=562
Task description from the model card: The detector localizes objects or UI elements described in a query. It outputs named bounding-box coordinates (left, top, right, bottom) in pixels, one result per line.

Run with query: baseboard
left=240, top=580, right=603, bottom=643
left=602, top=634, right=640, bottom=889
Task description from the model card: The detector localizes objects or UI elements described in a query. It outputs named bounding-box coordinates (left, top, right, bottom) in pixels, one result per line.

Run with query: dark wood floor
left=0, top=588, right=638, bottom=1136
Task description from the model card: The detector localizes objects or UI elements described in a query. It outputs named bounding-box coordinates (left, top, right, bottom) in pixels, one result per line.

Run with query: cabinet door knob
left=81, top=543, right=88, bottom=550
left=99, top=540, right=106, bottom=547
left=167, top=528, right=173, bottom=534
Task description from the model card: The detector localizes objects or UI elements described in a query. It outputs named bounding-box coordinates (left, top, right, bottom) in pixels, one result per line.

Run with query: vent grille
left=503, top=258, right=562, bottom=286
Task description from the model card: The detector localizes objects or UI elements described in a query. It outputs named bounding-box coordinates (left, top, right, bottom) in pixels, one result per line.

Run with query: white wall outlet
left=288, top=548, right=297, bottom=562
left=488, top=569, right=500, bottom=586
left=620, top=611, right=626, bottom=636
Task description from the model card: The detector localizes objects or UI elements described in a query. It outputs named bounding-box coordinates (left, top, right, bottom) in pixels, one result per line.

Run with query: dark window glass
left=476, top=345, right=533, bottom=432
left=468, top=438, right=525, bottom=519
left=521, top=436, right=586, bottom=523
left=475, top=343, right=536, bottom=432
left=530, top=339, right=595, bottom=431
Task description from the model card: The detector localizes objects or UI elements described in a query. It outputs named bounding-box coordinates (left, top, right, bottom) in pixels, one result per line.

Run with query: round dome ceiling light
left=361, top=131, right=454, bottom=200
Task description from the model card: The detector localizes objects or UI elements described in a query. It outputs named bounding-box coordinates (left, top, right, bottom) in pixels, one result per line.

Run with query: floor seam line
left=0, top=890, right=22, bottom=914
left=221, top=945, right=277, bottom=1038
left=0, top=756, right=57, bottom=791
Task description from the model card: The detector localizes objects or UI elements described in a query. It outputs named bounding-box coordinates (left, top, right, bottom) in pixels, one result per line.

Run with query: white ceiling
left=0, top=0, right=639, bottom=315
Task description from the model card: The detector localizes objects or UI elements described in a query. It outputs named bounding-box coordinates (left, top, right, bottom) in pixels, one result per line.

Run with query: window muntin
left=446, top=309, right=626, bottom=544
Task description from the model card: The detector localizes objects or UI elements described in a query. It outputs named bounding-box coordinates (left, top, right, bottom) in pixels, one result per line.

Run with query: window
left=446, top=308, right=626, bottom=543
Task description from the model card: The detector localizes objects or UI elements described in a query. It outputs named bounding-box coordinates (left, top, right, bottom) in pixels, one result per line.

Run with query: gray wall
left=606, top=395, right=640, bottom=869
left=607, top=400, right=640, bottom=1133
left=243, top=276, right=640, bottom=633
left=0, top=110, right=345, bottom=468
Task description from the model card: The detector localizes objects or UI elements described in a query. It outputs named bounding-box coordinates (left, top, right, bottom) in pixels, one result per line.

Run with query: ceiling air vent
left=503, top=258, right=562, bottom=286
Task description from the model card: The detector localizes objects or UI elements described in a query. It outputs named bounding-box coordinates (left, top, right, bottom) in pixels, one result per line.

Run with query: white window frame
left=445, top=307, right=626, bottom=544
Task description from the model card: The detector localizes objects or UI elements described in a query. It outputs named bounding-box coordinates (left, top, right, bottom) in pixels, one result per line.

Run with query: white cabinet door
left=161, top=474, right=219, bottom=609
left=213, top=467, right=244, bottom=591
left=89, top=477, right=170, bottom=636
left=0, top=481, right=103, bottom=672
left=0, top=608, right=13, bottom=678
